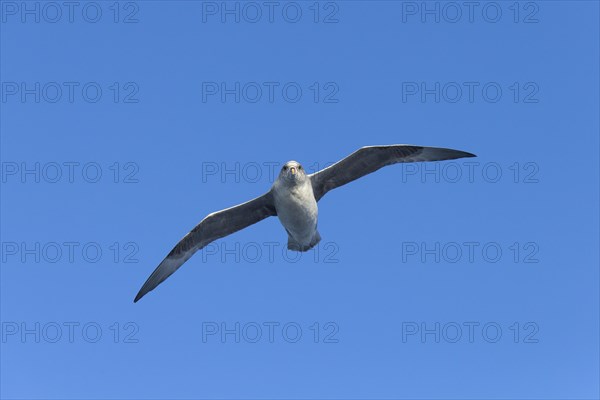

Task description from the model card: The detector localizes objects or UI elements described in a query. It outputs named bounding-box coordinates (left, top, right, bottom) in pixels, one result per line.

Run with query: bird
left=134, top=144, right=476, bottom=302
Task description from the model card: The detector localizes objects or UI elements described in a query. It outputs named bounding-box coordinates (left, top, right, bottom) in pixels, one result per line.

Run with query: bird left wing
left=134, top=191, right=276, bottom=302
left=309, top=145, right=476, bottom=201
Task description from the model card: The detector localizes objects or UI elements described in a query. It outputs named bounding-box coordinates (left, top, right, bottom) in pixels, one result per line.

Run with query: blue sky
left=1, top=1, right=598, bottom=399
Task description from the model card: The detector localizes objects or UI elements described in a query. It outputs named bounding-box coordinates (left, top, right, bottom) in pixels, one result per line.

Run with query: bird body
left=271, top=161, right=320, bottom=251
left=134, top=144, right=476, bottom=302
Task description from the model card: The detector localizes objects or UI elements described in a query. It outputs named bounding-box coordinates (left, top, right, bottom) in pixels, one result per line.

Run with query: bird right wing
left=134, top=191, right=276, bottom=302
left=309, top=145, right=476, bottom=201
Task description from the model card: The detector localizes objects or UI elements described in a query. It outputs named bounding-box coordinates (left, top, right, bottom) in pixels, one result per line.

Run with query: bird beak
left=290, top=167, right=296, bottom=175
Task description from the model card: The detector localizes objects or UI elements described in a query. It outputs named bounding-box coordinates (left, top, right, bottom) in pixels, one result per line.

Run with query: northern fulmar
left=134, top=144, right=475, bottom=302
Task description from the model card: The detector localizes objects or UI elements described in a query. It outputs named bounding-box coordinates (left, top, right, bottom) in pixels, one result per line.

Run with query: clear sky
left=1, top=1, right=599, bottom=399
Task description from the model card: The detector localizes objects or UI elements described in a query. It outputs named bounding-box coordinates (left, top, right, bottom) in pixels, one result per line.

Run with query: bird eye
left=283, top=166, right=288, bottom=171
left=298, top=165, right=302, bottom=170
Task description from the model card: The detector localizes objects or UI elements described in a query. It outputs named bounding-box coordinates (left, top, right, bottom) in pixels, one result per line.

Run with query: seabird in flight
left=134, top=144, right=475, bottom=302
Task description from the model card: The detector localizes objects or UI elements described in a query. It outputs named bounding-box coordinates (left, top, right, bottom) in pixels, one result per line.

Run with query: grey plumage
left=133, top=194, right=276, bottom=302
left=310, top=145, right=475, bottom=201
left=134, top=144, right=475, bottom=302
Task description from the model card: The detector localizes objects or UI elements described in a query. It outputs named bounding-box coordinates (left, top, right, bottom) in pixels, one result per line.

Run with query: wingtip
left=133, top=290, right=145, bottom=303
left=438, top=147, right=477, bottom=160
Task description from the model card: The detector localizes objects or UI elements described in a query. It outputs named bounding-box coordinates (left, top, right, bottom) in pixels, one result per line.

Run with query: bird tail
left=287, top=231, right=321, bottom=252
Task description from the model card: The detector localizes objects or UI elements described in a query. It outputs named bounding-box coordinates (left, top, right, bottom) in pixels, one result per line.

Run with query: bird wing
left=309, top=145, right=476, bottom=201
left=134, top=192, right=276, bottom=302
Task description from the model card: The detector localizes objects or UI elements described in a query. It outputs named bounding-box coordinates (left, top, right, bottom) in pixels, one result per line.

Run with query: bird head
left=278, top=161, right=307, bottom=184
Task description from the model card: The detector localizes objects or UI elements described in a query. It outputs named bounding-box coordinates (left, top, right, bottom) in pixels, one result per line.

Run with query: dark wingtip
left=441, top=148, right=476, bottom=160
left=433, top=147, right=476, bottom=160
left=133, top=290, right=145, bottom=303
